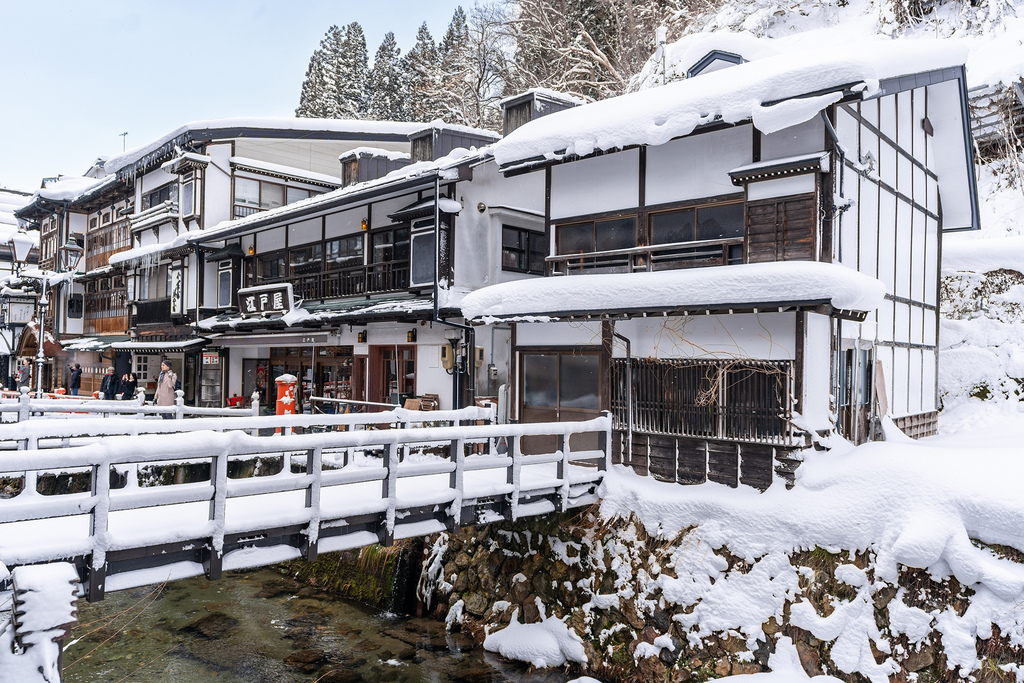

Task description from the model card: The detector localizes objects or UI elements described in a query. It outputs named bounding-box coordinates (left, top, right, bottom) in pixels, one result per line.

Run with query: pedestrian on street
left=68, top=363, right=82, bottom=396
left=155, top=360, right=178, bottom=419
left=100, top=367, right=119, bottom=400
left=16, top=360, right=31, bottom=390
left=120, top=372, right=138, bottom=401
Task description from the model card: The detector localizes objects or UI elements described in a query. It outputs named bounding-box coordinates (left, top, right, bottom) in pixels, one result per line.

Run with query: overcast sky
left=0, top=0, right=468, bottom=192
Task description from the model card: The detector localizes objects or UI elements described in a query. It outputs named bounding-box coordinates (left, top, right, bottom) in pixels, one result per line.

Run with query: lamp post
left=7, top=228, right=83, bottom=397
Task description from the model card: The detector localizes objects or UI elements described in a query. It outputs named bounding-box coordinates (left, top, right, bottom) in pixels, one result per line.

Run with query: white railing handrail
left=0, top=414, right=611, bottom=600
left=0, top=399, right=496, bottom=451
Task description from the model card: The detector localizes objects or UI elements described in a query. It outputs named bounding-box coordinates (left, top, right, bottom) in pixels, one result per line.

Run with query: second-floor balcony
left=130, top=297, right=171, bottom=327
left=260, top=261, right=411, bottom=301
left=548, top=238, right=743, bottom=276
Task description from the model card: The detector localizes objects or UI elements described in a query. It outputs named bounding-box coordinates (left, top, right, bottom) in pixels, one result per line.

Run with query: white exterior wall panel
left=550, top=150, right=639, bottom=219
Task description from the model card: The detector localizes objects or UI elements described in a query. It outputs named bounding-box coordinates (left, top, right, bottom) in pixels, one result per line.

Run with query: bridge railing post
left=206, top=450, right=228, bottom=581
left=135, top=387, right=146, bottom=406
left=599, top=411, right=611, bottom=472
left=174, top=390, right=185, bottom=420
left=88, top=460, right=111, bottom=602
left=508, top=435, right=521, bottom=522
left=18, top=386, right=30, bottom=423
left=449, top=438, right=464, bottom=532
left=557, top=431, right=570, bottom=513
left=303, top=447, right=322, bottom=562
left=381, top=443, right=396, bottom=547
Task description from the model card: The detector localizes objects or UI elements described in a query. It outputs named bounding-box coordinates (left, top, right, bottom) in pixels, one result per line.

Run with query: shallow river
left=63, top=568, right=569, bottom=683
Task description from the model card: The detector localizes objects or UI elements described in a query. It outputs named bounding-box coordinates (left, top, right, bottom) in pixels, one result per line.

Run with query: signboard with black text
left=237, top=283, right=293, bottom=317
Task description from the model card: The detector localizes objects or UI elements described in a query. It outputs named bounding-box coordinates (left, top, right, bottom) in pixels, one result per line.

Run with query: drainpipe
left=611, top=323, right=632, bottom=465
left=430, top=172, right=475, bottom=410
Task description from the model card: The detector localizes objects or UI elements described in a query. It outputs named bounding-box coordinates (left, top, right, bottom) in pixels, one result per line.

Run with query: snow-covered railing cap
left=729, top=152, right=830, bottom=186
left=461, top=261, right=887, bottom=323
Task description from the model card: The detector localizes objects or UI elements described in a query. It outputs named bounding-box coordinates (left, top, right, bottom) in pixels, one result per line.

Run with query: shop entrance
left=368, top=345, right=416, bottom=406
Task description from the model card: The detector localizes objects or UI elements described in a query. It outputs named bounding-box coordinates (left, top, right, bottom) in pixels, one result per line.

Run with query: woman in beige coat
left=155, top=360, right=178, bottom=419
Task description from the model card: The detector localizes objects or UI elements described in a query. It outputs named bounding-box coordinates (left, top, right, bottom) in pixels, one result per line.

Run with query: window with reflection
left=556, top=217, right=636, bottom=255
left=502, top=226, right=546, bottom=274
left=326, top=235, right=363, bottom=270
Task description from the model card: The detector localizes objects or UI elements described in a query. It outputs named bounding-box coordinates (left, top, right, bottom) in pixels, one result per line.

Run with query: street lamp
left=6, top=229, right=83, bottom=397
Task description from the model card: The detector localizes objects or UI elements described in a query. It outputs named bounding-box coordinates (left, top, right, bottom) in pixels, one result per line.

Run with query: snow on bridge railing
left=0, top=413, right=610, bottom=601
left=0, top=387, right=261, bottom=423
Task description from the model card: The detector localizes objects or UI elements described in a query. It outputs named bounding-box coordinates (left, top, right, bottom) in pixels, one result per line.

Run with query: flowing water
left=62, top=568, right=569, bottom=683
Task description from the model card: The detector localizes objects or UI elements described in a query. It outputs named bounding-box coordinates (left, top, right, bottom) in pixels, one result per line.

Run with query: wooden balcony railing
left=130, top=298, right=171, bottom=326
left=264, top=262, right=411, bottom=301
left=548, top=238, right=743, bottom=275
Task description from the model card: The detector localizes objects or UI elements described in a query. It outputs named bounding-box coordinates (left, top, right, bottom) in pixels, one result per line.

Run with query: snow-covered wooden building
left=20, top=119, right=421, bottom=398
left=462, top=41, right=980, bottom=488
left=189, top=121, right=544, bottom=411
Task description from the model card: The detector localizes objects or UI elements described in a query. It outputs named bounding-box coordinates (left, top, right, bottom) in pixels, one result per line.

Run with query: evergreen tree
left=295, top=50, right=328, bottom=118
left=337, top=22, right=369, bottom=118
left=367, top=32, right=406, bottom=121
left=401, top=22, right=442, bottom=122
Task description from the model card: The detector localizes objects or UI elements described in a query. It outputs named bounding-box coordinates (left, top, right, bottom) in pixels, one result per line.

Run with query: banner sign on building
left=237, top=283, right=294, bottom=317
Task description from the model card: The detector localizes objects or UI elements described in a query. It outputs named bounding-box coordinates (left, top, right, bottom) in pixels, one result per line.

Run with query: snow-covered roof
left=102, top=117, right=424, bottom=176
left=189, top=146, right=490, bottom=244
left=107, top=233, right=192, bottom=267
left=498, top=88, right=588, bottom=108
left=492, top=41, right=966, bottom=170
left=338, top=147, right=411, bottom=162
left=409, top=119, right=501, bottom=141
left=22, top=174, right=119, bottom=208
left=461, top=262, right=886, bottom=322
left=199, top=296, right=435, bottom=332
left=230, top=156, right=341, bottom=187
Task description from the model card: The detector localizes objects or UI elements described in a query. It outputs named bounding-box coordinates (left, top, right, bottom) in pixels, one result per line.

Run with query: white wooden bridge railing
left=0, top=387, right=260, bottom=423
left=0, top=413, right=611, bottom=602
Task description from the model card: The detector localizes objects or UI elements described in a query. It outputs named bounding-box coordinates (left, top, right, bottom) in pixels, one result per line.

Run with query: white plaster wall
left=761, top=117, right=825, bottom=159
left=140, top=167, right=176, bottom=194
left=452, top=161, right=545, bottom=290
left=646, top=126, right=751, bottom=206
left=233, top=139, right=408, bottom=179
left=516, top=321, right=603, bottom=347
left=550, top=149, right=639, bottom=219
left=615, top=313, right=796, bottom=360
left=205, top=143, right=234, bottom=229
left=801, top=313, right=832, bottom=430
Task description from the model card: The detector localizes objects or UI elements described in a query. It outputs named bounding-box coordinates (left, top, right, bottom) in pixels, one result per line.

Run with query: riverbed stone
left=904, top=645, right=935, bottom=672
left=455, top=551, right=473, bottom=569
left=284, top=648, right=329, bottom=673
left=181, top=612, right=239, bottom=639
left=522, top=595, right=542, bottom=623
left=463, top=592, right=489, bottom=617
left=317, top=669, right=365, bottom=683
left=510, top=575, right=531, bottom=603
left=256, top=577, right=296, bottom=599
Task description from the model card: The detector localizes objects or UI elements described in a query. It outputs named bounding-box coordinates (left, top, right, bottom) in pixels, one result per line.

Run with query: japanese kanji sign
left=237, top=284, right=293, bottom=317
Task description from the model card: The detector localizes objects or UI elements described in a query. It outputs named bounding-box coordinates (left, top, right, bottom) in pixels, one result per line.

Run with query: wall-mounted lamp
left=357, top=330, right=367, bottom=343
left=247, top=245, right=254, bottom=256
left=407, top=329, right=417, bottom=343
left=360, top=218, right=368, bottom=231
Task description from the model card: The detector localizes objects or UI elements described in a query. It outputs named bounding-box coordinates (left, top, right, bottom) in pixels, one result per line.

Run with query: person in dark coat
left=120, top=372, right=138, bottom=401
left=16, top=360, right=31, bottom=390
left=68, top=363, right=82, bottom=396
left=100, top=367, right=119, bottom=400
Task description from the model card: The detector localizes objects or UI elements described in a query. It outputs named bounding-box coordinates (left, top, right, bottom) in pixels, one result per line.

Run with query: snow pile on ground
left=596, top=419, right=1024, bottom=681
left=483, top=606, right=588, bottom=668
left=938, top=171, right=1024, bottom=412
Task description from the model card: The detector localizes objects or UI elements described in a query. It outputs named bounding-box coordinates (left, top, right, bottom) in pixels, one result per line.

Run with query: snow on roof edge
left=461, top=261, right=887, bottom=321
